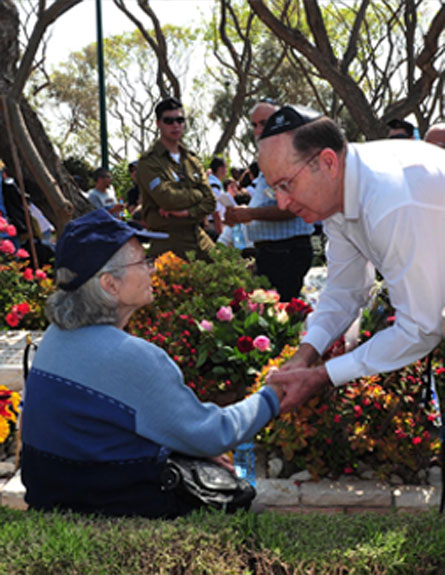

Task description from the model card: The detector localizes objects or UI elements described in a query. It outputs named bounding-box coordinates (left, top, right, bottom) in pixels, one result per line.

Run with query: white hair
left=45, top=242, right=134, bottom=330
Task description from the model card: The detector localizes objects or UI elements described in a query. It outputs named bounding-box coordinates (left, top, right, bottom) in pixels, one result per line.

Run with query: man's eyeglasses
left=162, top=116, right=185, bottom=125
left=264, top=150, right=322, bottom=199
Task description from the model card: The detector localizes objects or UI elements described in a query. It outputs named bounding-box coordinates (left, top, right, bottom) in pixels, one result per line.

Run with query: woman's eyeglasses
left=105, top=257, right=155, bottom=273
left=162, top=116, right=185, bottom=125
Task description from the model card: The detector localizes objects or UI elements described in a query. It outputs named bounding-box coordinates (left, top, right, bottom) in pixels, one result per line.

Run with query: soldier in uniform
left=137, top=97, right=216, bottom=261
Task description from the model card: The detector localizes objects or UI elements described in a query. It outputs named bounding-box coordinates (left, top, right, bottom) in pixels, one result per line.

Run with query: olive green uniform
left=137, top=140, right=216, bottom=261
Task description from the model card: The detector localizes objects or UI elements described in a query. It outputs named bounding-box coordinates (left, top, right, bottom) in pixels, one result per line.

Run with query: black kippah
left=260, top=105, right=322, bottom=139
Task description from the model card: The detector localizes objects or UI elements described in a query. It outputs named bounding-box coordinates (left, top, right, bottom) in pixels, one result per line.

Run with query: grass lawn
left=1, top=506, right=445, bottom=574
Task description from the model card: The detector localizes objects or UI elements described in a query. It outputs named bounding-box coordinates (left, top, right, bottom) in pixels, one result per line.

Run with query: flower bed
left=0, top=237, right=442, bottom=484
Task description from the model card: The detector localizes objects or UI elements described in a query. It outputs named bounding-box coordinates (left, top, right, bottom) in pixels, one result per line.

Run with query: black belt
left=254, top=235, right=311, bottom=249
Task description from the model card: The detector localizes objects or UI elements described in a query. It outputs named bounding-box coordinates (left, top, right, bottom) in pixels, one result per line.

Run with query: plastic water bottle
left=232, top=224, right=246, bottom=250
left=234, top=442, right=256, bottom=486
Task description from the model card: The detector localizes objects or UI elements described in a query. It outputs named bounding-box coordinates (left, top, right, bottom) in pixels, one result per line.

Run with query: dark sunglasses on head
left=162, top=116, right=185, bottom=125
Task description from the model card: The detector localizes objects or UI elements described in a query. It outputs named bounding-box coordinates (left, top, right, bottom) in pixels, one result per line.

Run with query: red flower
left=386, top=315, right=396, bottom=324
left=436, top=367, right=445, bottom=375
left=286, top=298, right=312, bottom=317
left=353, top=405, right=363, bottom=418
left=412, top=436, right=422, bottom=445
left=16, top=248, right=29, bottom=259
left=237, top=336, right=254, bottom=353
left=16, top=302, right=30, bottom=315
left=395, top=429, right=407, bottom=439
left=35, top=269, right=47, bottom=280
left=23, top=268, right=34, bottom=281
left=344, top=465, right=354, bottom=474
left=0, top=239, right=15, bottom=255
left=233, top=287, right=247, bottom=302
left=333, top=414, right=341, bottom=423
left=5, top=312, right=20, bottom=327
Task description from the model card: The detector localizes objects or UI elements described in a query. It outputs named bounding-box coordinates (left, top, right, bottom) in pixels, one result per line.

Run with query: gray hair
left=45, top=242, right=134, bottom=330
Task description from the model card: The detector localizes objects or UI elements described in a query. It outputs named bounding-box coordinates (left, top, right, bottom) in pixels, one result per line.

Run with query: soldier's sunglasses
left=162, top=116, right=185, bottom=125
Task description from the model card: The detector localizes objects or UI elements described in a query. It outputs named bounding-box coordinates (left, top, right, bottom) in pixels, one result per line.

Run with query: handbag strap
left=23, top=333, right=38, bottom=381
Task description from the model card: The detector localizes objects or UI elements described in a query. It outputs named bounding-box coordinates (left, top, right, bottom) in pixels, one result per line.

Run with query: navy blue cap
left=260, top=105, right=322, bottom=139
left=55, top=208, right=168, bottom=291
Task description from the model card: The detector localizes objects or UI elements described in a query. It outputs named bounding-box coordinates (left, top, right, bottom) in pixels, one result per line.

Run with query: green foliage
left=1, top=507, right=445, bottom=574
left=110, top=159, right=132, bottom=200
left=254, top=345, right=443, bottom=483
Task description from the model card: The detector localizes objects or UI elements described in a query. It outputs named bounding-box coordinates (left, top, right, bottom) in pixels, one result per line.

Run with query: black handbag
left=160, top=454, right=256, bottom=513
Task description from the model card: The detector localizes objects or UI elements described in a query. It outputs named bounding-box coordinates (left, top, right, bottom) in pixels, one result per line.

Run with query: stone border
left=1, top=472, right=442, bottom=514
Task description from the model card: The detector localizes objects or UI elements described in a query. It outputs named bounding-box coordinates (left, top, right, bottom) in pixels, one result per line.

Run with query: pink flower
left=386, top=315, right=396, bottom=324
left=0, top=239, right=15, bottom=255
left=353, top=405, right=363, bottom=418
left=35, top=269, right=47, bottom=280
left=216, top=306, right=233, bottom=322
left=22, top=268, right=34, bottom=281
left=200, top=319, right=213, bottom=331
left=16, top=249, right=29, bottom=259
left=395, top=429, right=407, bottom=439
left=253, top=335, right=271, bottom=352
left=412, top=436, right=422, bottom=445
left=5, top=312, right=20, bottom=328
left=333, top=414, right=341, bottom=423
left=6, top=225, right=16, bottom=237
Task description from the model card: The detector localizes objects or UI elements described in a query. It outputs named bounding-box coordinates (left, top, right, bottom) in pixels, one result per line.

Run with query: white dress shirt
left=302, top=140, right=445, bottom=386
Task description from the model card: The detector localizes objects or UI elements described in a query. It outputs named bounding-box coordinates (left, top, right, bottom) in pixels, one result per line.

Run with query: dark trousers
left=255, top=235, right=313, bottom=302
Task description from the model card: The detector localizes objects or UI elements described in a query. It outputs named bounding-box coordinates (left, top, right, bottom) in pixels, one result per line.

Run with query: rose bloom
left=237, top=336, right=254, bottom=353
left=249, top=289, right=280, bottom=304
left=333, top=414, right=341, bottom=423
left=200, top=319, right=213, bottom=331
left=253, top=335, right=271, bottom=352
left=0, top=239, right=15, bottom=255
left=353, top=405, right=363, bottom=417
left=5, top=312, right=20, bottom=328
left=0, top=216, right=8, bottom=231
left=15, top=302, right=30, bottom=315
left=232, top=287, right=247, bottom=302
left=216, top=306, right=234, bottom=322
left=35, top=269, right=47, bottom=280
left=6, top=225, right=16, bottom=237
left=22, top=268, right=34, bottom=281
left=16, top=248, right=29, bottom=259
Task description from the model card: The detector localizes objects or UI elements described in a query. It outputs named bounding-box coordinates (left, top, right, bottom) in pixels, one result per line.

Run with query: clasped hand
left=266, top=363, right=331, bottom=413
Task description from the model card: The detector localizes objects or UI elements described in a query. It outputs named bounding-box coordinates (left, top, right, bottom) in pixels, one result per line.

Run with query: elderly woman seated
left=20, top=208, right=284, bottom=518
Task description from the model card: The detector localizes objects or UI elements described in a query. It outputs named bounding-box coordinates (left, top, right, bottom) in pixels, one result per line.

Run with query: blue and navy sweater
left=21, top=324, right=279, bottom=517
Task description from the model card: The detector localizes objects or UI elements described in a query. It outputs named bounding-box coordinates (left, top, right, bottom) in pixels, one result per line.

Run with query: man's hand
left=159, top=208, right=189, bottom=218
left=224, top=206, right=252, bottom=226
left=267, top=364, right=332, bottom=413
left=279, top=343, right=320, bottom=373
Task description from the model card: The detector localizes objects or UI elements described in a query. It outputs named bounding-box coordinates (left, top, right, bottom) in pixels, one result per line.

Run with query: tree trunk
left=0, top=0, right=92, bottom=234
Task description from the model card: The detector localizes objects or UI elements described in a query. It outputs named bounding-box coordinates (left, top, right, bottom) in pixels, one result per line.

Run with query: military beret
left=260, top=105, right=322, bottom=139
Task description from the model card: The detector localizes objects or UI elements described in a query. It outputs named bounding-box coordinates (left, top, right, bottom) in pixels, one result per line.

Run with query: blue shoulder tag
left=149, top=177, right=161, bottom=191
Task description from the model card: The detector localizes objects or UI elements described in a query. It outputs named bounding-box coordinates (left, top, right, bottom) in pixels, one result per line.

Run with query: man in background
left=387, top=118, right=414, bottom=139
left=126, top=161, right=141, bottom=216
left=137, top=97, right=216, bottom=261
left=88, top=168, right=121, bottom=217
left=225, top=99, right=314, bottom=300
left=424, top=123, right=445, bottom=149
